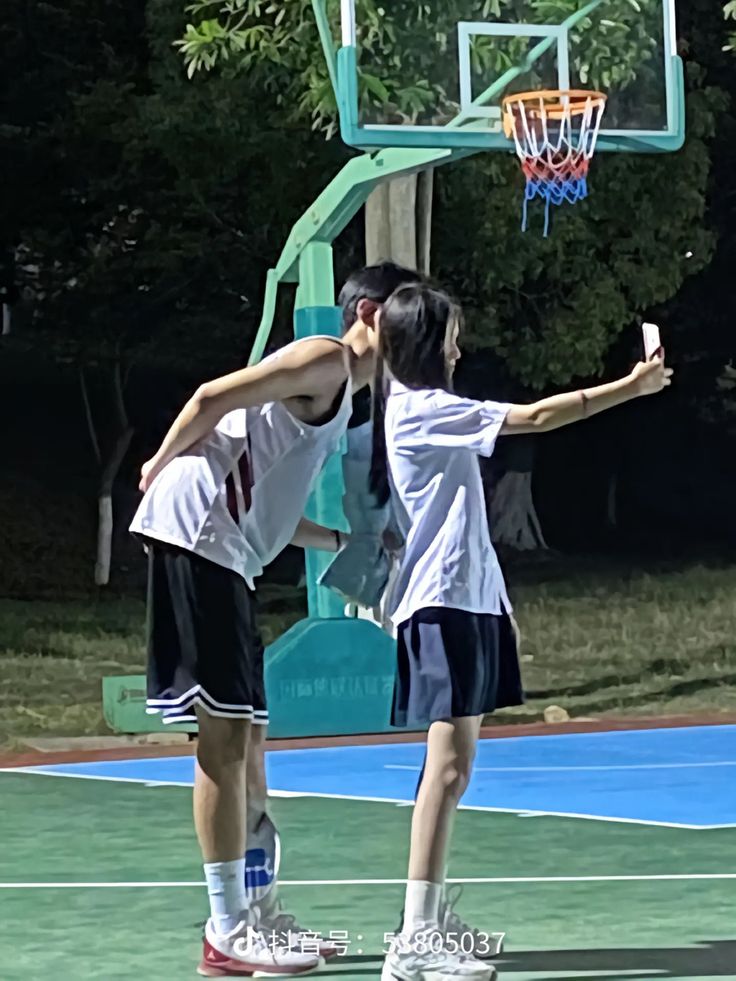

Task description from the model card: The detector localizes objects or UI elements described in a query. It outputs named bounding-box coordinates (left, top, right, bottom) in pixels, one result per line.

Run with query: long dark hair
left=369, top=283, right=459, bottom=505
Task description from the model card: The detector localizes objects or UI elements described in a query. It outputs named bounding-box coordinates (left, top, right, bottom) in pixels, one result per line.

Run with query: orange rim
left=502, top=89, right=607, bottom=137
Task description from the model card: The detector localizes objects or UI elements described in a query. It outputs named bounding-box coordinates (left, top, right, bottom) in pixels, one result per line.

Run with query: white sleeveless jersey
left=130, top=337, right=352, bottom=586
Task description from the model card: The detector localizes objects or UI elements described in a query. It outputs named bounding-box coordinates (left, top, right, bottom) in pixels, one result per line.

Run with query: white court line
left=386, top=761, right=736, bottom=773
left=1, top=769, right=410, bottom=805
left=0, top=768, right=193, bottom=788
left=3, top=873, right=736, bottom=889
left=5, top=767, right=734, bottom=830
left=260, top=788, right=735, bottom=832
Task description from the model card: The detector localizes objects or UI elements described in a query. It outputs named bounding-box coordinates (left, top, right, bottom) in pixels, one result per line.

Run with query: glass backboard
left=333, top=0, right=684, bottom=153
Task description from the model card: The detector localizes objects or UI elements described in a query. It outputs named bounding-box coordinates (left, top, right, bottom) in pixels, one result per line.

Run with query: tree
left=3, top=0, right=152, bottom=584
left=3, top=0, right=346, bottom=584
left=176, top=1, right=658, bottom=126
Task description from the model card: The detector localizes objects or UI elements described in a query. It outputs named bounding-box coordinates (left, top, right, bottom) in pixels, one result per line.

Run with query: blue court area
left=14, top=724, right=736, bottom=830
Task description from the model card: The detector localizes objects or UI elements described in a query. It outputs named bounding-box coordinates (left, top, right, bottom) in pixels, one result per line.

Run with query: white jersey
left=385, top=382, right=512, bottom=626
left=130, top=337, right=352, bottom=586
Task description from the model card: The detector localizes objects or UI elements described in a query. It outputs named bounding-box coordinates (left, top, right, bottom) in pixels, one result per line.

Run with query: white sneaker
left=380, top=924, right=496, bottom=981
left=198, top=916, right=322, bottom=977
left=439, top=885, right=505, bottom=959
left=254, top=889, right=339, bottom=961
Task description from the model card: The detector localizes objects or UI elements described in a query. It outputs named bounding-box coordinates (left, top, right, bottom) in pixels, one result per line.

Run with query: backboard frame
left=334, top=0, right=685, bottom=154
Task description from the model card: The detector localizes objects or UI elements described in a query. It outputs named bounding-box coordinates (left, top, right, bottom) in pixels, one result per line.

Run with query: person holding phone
left=371, top=283, right=672, bottom=981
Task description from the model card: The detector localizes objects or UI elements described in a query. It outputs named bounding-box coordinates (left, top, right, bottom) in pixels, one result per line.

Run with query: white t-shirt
left=385, top=382, right=512, bottom=626
left=129, top=337, right=352, bottom=586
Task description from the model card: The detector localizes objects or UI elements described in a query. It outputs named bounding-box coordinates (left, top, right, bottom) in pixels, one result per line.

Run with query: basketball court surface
left=3, top=723, right=736, bottom=979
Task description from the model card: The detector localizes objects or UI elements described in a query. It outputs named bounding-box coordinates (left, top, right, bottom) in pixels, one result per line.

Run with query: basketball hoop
left=502, top=89, right=607, bottom=236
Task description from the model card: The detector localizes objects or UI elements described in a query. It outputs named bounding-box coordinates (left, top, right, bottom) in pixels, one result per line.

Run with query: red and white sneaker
left=254, top=889, right=339, bottom=961
left=198, top=917, right=323, bottom=978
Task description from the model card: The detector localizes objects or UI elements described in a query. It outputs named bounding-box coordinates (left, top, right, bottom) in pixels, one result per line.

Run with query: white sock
left=402, top=880, right=442, bottom=933
left=204, top=859, right=247, bottom=935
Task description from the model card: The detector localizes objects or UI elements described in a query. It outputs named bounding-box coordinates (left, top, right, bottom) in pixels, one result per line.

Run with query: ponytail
left=369, top=352, right=390, bottom=507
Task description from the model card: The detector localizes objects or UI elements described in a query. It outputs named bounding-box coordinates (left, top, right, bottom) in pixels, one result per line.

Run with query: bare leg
left=385, top=716, right=492, bottom=979
left=389, top=715, right=487, bottom=969
left=195, top=707, right=250, bottom=862
left=246, top=722, right=268, bottom=835
left=409, top=715, right=482, bottom=881
left=244, top=723, right=279, bottom=901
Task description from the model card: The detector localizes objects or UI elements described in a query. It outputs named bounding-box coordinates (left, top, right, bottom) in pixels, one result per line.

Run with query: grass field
left=0, top=583, right=305, bottom=749
left=2, top=558, right=736, bottom=749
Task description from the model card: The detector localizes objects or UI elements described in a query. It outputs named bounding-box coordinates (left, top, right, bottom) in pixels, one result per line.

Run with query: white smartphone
left=642, top=322, right=661, bottom=361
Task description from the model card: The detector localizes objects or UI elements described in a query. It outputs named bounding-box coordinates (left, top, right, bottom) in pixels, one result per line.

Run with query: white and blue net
left=503, top=90, right=606, bottom=236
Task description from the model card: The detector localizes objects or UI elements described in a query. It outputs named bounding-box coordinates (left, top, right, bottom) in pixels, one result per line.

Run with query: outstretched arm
left=501, top=357, right=672, bottom=435
left=139, top=339, right=347, bottom=491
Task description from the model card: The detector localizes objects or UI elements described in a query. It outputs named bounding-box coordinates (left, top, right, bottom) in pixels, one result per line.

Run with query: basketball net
left=502, top=90, right=607, bottom=236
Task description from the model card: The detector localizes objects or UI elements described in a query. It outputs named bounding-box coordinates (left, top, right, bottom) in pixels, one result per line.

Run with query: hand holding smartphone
left=642, top=322, right=662, bottom=361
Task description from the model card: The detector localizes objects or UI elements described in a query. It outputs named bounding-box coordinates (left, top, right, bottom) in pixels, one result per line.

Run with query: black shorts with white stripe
left=144, top=541, right=268, bottom=726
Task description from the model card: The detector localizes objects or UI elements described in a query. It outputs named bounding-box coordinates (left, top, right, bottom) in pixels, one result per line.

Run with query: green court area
left=2, top=769, right=735, bottom=980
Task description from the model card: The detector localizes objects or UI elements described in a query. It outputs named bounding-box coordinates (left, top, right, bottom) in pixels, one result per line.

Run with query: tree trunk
left=79, top=365, right=102, bottom=464
left=95, top=495, right=114, bottom=587
left=91, top=357, right=134, bottom=586
left=365, top=168, right=434, bottom=273
left=95, top=426, right=134, bottom=585
left=2, top=304, right=9, bottom=336
left=490, top=470, right=547, bottom=550
left=488, top=439, right=547, bottom=551
left=365, top=181, right=393, bottom=264
left=416, top=169, right=434, bottom=275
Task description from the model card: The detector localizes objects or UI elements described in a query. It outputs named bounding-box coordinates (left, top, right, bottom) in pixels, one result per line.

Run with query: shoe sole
left=473, top=933, right=505, bottom=959
left=197, top=956, right=324, bottom=978
left=380, top=963, right=495, bottom=981
left=380, top=972, right=495, bottom=981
